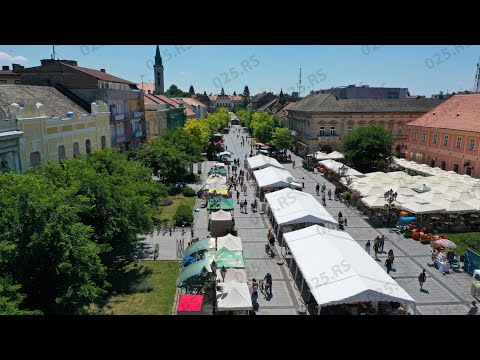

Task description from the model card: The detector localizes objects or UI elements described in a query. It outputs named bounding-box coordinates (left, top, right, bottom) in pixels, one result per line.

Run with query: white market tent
left=265, top=188, right=338, bottom=226
left=216, top=281, right=253, bottom=312
left=361, top=196, right=401, bottom=209
left=216, top=268, right=248, bottom=283
left=254, top=167, right=302, bottom=189
left=314, top=151, right=344, bottom=161
left=217, top=233, right=243, bottom=251
left=247, top=154, right=284, bottom=171
left=318, top=159, right=364, bottom=177
left=431, top=198, right=477, bottom=213
left=401, top=201, right=445, bottom=214
left=205, top=174, right=227, bottom=190
left=283, top=225, right=416, bottom=311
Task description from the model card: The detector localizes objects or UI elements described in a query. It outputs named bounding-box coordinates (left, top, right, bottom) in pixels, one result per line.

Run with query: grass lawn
left=102, top=261, right=180, bottom=315
left=159, top=195, right=196, bottom=221
left=443, top=232, right=480, bottom=256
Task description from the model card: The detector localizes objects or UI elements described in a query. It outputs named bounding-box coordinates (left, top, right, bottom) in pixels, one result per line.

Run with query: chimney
left=2, top=65, right=9, bottom=71
left=100, top=69, right=106, bottom=73
left=12, top=64, right=24, bottom=73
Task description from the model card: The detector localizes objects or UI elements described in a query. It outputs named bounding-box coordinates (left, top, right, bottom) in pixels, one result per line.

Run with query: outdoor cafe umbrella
left=432, top=239, right=457, bottom=249
left=219, top=151, right=232, bottom=158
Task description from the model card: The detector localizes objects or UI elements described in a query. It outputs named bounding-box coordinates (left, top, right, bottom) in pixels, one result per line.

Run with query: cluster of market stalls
left=177, top=233, right=253, bottom=314
left=342, top=169, right=480, bottom=231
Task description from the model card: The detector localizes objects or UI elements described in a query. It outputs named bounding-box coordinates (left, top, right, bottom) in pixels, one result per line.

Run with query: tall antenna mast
left=475, top=57, right=480, bottom=93
left=298, top=67, right=302, bottom=97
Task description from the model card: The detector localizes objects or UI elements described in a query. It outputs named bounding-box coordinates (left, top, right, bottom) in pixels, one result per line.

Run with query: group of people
left=249, top=272, right=273, bottom=310
left=364, top=235, right=395, bottom=274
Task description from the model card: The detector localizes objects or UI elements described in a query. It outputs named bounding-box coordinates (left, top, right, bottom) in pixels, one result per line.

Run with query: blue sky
left=0, top=45, right=479, bottom=97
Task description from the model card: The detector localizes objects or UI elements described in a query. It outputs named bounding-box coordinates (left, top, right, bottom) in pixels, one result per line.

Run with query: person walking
left=467, top=301, right=478, bottom=315
left=327, top=188, right=332, bottom=200
left=243, top=184, right=247, bottom=196
left=365, top=240, right=371, bottom=255
left=373, top=241, right=379, bottom=260
left=418, top=269, right=427, bottom=290
left=388, top=249, right=395, bottom=269
left=344, top=217, right=348, bottom=226
left=322, top=193, right=326, bottom=206
left=321, top=183, right=326, bottom=193
left=292, top=160, right=295, bottom=168
left=316, top=183, right=320, bottom=196
left=251, top=278, right=259, bottom=305
left=264, top=273, right=273, bottom=297
left=338, top=211, right=343, bottom=222
left=380, top=234, right=385, bottom=253
left=385, top=257, right=393, bottom=275
left=236, top=190, right=240, bottom=204
left=243, top=199, right=248, bottom=214
left=239, top=201, right=244, bottom=213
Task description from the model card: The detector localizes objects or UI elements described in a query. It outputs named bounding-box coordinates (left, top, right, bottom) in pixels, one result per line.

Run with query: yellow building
left=0, top=85, right=110, bottom=170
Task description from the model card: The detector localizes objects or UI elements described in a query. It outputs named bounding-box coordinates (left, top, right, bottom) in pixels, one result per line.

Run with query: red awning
left=177, top=295, right=203, bottom=312
left=215, top=141, right=224, bottom=145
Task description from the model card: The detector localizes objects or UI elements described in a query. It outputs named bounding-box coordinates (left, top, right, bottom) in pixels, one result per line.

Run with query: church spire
left=220, top=87, right=225, bottom=96
left=155, top=45, right=162, bottom=66
left=279, top=88, right=286, bottom=105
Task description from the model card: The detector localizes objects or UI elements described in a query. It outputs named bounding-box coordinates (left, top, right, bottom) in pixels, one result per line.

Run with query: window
left=453, top=164, right=459, bottom=173
left=430, top=159, right=436, bottom=167
left=413, top=131, right=418, bottom=141
left=73, top=142, right=80, bottom=157
left=30, top=152, right=41, bottom=167
left=443, top=135, right=449, bottom=147
left=456, top=136, right=462, bottom=149
left=470, top=138, right=476, bottom=151
left=116, top=123, right=125, bottom=137
left=421, top=132, right=426, bottom=142
left=330, top=126, right=336, bottom=136
left=466, top=167, right=472, bottom=176
left=347, top=126, right=353, bottom=132
left=58, top=145, right=66, bottom=161
left=432, top=133, right=438, bottom=144
left=441, top=161, right=446, bottom=170
left=85, top=139, right=91, bottom=155
left=319, top=126, right=325, bottom=136
left=101, top=136, right=106, bottom=149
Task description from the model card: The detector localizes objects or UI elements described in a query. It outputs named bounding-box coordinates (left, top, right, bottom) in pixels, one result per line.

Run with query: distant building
left=18, top=59, right=144, bottom=153
left=172, top=97, right=208, bottom=118
left=316, top=85, right=408, bottom=99
left=247, top=92, right=277, bottom=111
left=0, top=85, right=110, bottom=171
left=154, top=45, right=164, bottom=95
left=0, top=65, right=23, bottom=85
left=143, top=93, right=187, bottom=140
left=291, top=91, right=299, bottom=98
left=208, top=87, right=248, bottom=110
left=406, top=94, right=480, bottom=178
left=287, top=93, right=442, bottom=156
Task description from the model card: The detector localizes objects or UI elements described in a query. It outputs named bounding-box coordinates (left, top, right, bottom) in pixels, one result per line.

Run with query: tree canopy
left=270, top=127, right=293, bottom=152
left=184, top=118, right=211, bottom=150
left=251, top=112, right=283, bottom=144
left=341, top=125, right=394, bottom=172
left=164, top=84, right=191, bottom=98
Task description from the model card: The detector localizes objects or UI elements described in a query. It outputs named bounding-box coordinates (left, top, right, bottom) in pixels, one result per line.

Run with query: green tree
left=0, top=172, right=107, bottom=314
left=165, top=84, right=186, bottom=97
left=0, top=277, right=42, bottom=315
left=138, top=128, right=202, bottom=184
left=341, top=125, right=394, bottom=172
left=184, top=119, right=211, bottom=150
left=271, top=127, right=293, bottom=153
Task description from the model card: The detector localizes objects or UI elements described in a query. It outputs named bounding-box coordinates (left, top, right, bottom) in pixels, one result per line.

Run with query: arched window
left=86, top=139, right=92, bottom=155
left=30, top=152, right=41, bottom=167
left=73, top=142, right=80, bottom=157
left=58, top=145, right=66, bottom=161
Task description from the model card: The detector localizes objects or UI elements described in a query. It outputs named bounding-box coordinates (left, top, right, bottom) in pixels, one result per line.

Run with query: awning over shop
left=178, top=258, right=213, bottom=285
left=283, top=225, right=416, bottom=308
left=204, top=248, right=245, bottom=268
left=318, top=159, right=364, bottom=177
left=183, top=237, right=216, bottom=258
left=207, top=197, right=234, bottom=211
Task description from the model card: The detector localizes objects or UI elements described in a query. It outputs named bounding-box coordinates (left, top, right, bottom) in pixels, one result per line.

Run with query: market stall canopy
left=204, top=248, right=245, bottom=268
left=208, top=188, right=228, bottom=196
left=214, top=163, right=226, bottom=168
left=178, top=258, right=213, bottom=285
left=177, top=295, right=203, bottom=312
left=217, top=233, right=243, bottom=251
left=214, top=133, right=223, bottom=137
left=216, top=281, right=252, bottom=311
left=218, top=151, right=232, bottom=157
left=431, top=198, right=477, bottom=213
left=216, top=268, right=247, bottom=283
left=254, top=167, right=302, bottom=189
left=183, top=237, right=217, bottom=258
left=265, top=188, right=338, bottom=226
left=208, top=167, right=228, bottom=176
left=207, top=197, right=234, bottom=211
left=283, top=225, right=416, bottom=307
left=401, top=201, right=445, bottom=214
left=210, top=209, right=232, bottom=221
left=318, top=159, right=364, bottom=177
left=247, top=154, right=284, bottom=171
left=361, top=195, right=401, bottom=209
left=314, top=151, right=344, bottom=161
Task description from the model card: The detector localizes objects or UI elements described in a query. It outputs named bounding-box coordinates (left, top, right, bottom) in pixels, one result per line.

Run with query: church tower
left=154, top=45, right=164, bottom=95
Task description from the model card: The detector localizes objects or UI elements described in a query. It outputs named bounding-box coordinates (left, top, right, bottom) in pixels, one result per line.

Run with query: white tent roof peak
left=216, top=281, right=252, bottom=311
left=210, top=210, right=232, bottom=221
left=217, top=233, right=243, bottom=251
left=247, top=154, right=284, bottom=171
left=254, top=167, right=302, bottom=189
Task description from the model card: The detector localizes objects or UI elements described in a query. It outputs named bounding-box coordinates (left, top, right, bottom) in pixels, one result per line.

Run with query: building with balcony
left=0, top=64, right=23, bottom=85
left=405, top=94, right=480, bottom=178
left=287, top=93, right=442, bottom=156
left=0, top=85, right=110, bottom=171
left=17, top=59, right=143, bottom=153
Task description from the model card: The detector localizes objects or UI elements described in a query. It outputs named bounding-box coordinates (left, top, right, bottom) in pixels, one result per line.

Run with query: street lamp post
left=220, top=265, right=227, bottom=282
left=201, top=260, right=218, bottom=315
left=337, top=164, right=348, bottom=180
left=384, top=189, right=397, bottom=228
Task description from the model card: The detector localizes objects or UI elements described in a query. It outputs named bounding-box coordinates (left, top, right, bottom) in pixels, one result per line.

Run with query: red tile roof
left=174, top=97, right=207, bottom=107
left=184, top=107, right=196, bottom=117
left=277, top=101, right=297, bottom=115
left=62, top=63, right=137, bottom=85
left=406, top=94, right=480, bottom=132
left=144, top=93, right=167, bottom=105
